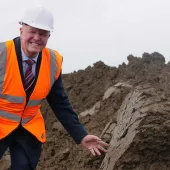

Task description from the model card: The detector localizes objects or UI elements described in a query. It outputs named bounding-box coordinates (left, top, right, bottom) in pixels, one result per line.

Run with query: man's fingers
left=93, top=148, right=101, bottom=156
left=92, top=136, right=101, bottom=141
left=91, top=136, right=109, bottom=147
left=90, top=148, right=96, bottom=156
left=98, top=140, right=109, bottom=147
left=92, top=137, right=109, bottom=147
left=97, top=145, right=108, bottom=153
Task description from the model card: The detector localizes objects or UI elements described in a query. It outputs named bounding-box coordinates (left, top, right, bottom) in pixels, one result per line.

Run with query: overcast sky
left=1, top=0, right=170, bottom=73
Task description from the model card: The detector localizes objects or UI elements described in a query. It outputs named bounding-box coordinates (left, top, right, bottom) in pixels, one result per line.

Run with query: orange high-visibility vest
left=0, top=39, right=62, bottom=143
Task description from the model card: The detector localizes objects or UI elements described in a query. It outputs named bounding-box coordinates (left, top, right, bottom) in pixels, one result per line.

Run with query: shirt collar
left=21, top=48, right=39, bottom=63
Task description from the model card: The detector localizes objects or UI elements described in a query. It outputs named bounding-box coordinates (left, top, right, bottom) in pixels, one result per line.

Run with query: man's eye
left=29, top=30, right=36, bottom=34
left=39, top=33, right=44, bottom=36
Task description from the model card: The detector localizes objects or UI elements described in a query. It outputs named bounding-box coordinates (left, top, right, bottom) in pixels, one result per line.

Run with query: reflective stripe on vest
left=0, top=43, right=24, bottom=104
left=0, top=42, right=7, bottom=94
left=27, top=99, right=44, bottom=106
left=0, top=94, right=24, bottom=103
left=22, top=115, right=36, bottom=125
left=0, top=109, right=35, bottom=125
left=49, top=49, right=57, bottom=89
left=0, top=110, right=21, bottom=122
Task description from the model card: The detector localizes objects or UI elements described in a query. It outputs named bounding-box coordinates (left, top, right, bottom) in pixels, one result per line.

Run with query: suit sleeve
left=46, top=72, right=88, bottom=144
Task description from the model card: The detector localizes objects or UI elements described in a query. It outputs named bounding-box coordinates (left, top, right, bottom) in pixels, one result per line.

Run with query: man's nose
left=33, top=32, right=41, bottom=40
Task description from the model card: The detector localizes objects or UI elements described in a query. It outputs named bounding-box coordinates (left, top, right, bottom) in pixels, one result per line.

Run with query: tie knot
left=25, top=59, right=35, bottom=66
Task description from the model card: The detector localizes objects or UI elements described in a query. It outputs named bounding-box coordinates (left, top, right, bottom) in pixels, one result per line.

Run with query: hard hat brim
left=19, top=21, right=53, bottom=32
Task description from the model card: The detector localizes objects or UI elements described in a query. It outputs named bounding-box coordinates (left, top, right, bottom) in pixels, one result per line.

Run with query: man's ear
left=20, top=27, right=23, bottom=35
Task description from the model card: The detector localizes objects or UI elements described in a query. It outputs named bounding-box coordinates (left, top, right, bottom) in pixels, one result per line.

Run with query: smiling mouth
left=30, top=42, right=41, bottom=47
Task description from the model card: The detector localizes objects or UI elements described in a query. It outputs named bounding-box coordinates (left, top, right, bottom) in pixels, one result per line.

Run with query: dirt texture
left=0, top=52, right=170, bottom=170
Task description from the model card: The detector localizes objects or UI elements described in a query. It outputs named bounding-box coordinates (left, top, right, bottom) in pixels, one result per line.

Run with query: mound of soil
left=0, top=52, right=170, bottom=170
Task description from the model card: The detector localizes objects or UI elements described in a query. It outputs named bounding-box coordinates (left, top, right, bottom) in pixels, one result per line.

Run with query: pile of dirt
left=0, top=52, right=170, bottom=170
left=38, top=52, right=170, bottom=170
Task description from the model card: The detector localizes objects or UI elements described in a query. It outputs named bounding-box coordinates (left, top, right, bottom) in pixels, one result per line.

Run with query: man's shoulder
left=44, top=47, right=63, bottom=59
left=0, top=38, right=15, bottom=52
left=45, top=47, right=60, bottom=53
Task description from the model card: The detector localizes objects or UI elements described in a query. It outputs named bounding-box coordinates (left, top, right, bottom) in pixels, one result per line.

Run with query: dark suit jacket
left=13, top=37, right=88, bottom=144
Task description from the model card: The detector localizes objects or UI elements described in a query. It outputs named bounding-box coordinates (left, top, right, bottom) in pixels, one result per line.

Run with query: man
left=0, top=6, right=108, bottom=170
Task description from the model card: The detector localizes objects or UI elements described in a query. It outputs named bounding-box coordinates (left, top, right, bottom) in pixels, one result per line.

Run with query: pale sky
left=0, top=0, right=170, bottom=73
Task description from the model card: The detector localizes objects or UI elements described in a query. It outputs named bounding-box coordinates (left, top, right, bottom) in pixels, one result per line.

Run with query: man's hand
left=80, top=135, right=109, bottom=156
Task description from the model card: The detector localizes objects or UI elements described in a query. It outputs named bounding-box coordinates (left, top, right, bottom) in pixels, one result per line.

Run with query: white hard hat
left=19, top=6, right=54, bottom=31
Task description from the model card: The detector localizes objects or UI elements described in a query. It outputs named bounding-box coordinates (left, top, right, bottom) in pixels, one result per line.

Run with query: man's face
left=20, top=25, right=50, bottom=57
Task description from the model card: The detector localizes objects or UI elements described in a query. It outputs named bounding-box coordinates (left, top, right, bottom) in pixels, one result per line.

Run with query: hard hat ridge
left=19, top=6, right=54, bottom=31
